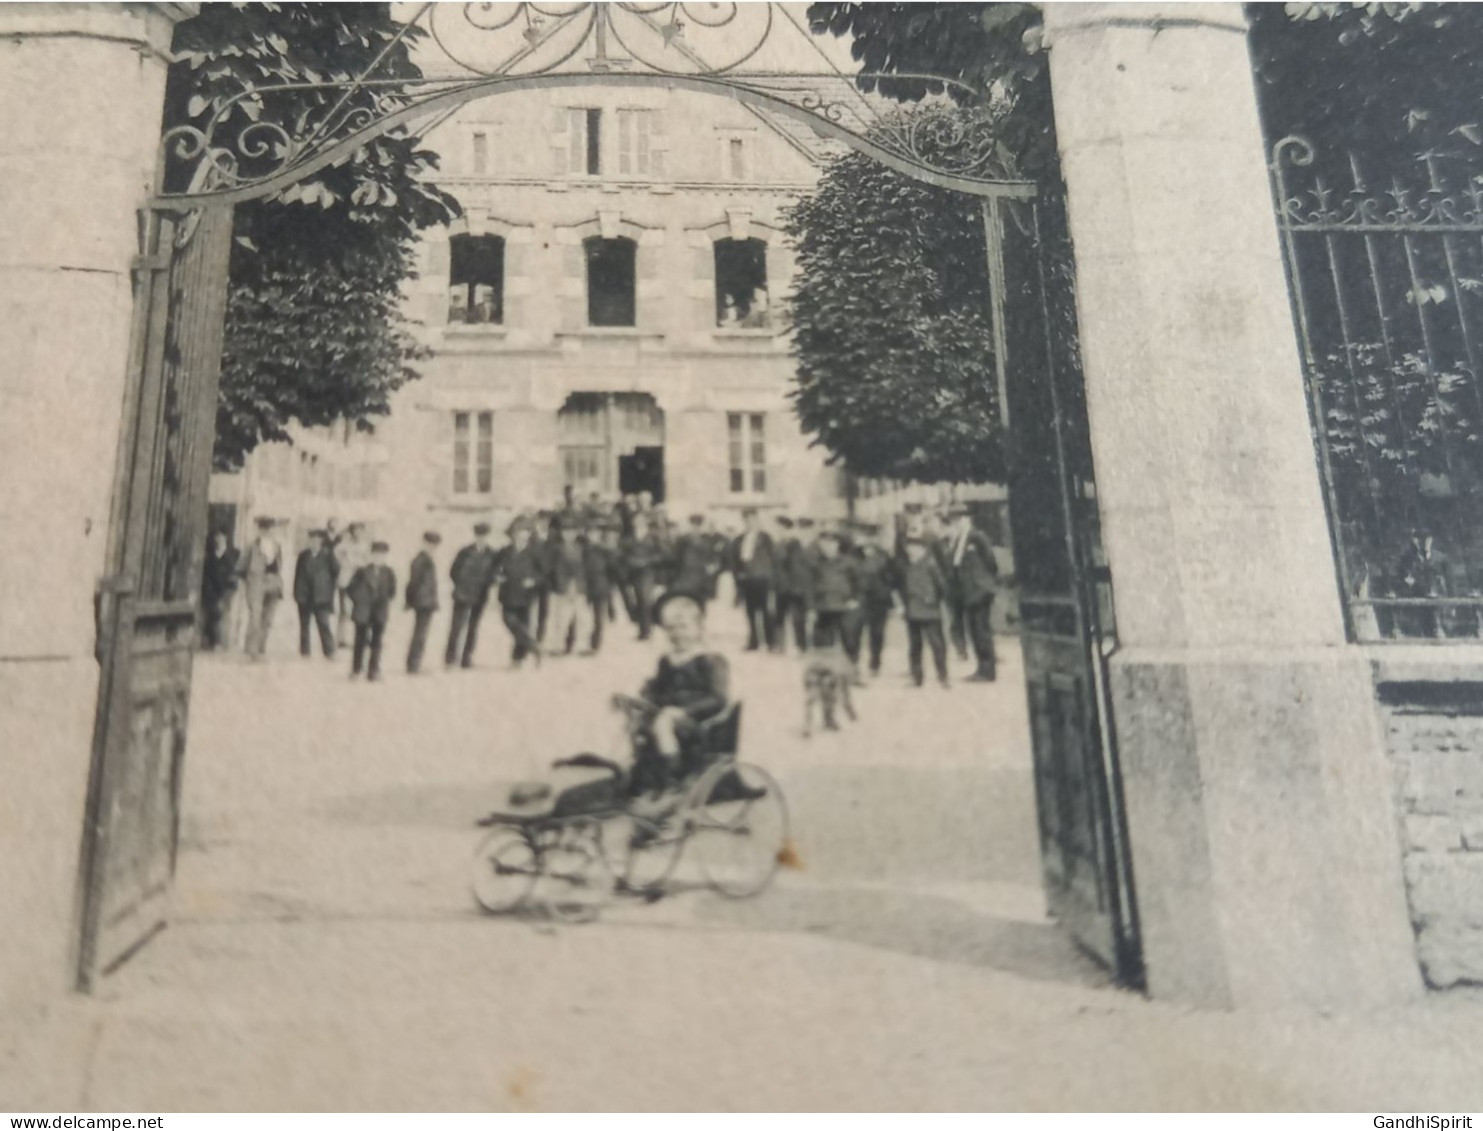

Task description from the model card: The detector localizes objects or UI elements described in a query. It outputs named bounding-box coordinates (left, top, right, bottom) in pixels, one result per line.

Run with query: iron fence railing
left=1271, top=136, right=1483, bottom=643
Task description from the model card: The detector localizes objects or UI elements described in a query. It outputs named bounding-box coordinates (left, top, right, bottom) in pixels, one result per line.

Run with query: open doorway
left=557, top=392, right=665, bottom=504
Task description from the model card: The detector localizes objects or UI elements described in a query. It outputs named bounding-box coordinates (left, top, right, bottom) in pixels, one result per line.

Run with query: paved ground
left=6, top=597, right=1483, bottom=1111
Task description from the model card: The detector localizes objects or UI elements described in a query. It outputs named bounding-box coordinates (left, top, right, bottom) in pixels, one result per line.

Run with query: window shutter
left=618, top=110, right=633, bottom=176
left=550, top=106, right=571, bottom=175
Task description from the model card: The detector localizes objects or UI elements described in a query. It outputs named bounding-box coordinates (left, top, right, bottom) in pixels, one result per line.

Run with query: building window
left=472, top=131, right=488, bottom=175
left=715, top=237, right=769, bottom=328
left=728, top=137, right=747, bottom=181
left=453, top=411, right=494, bottom=495
left=585, top=236, right=636, bottom=327
left=728, top=412, right=767, bottom=495
left=567, top=107, right=602, bottom=176
left=448, top=234, right=504, bottom=325
left=617, top=109, right=663, bottom=177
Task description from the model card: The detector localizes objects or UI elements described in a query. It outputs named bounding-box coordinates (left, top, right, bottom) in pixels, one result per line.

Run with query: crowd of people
left=199, top=485, right=1005, bottom=689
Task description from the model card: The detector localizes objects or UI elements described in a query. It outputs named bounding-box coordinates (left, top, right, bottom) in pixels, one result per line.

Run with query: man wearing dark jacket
left=445, top=522, right=500, bottom=669
left=811, top=528, right=863, bottom=663
left=404, top=531, right=441, bottom=674
left=774, top=515, right=813, bottom=653
left=855, top=522, right=898, bottom=676
left=200, top=531, right=238, bottom=651
left=293, top=528, right=340, bottom=659
left=584, top=522, right=619, bottom=653
left=730, top=508, right=777, bottom=651
left=497, top=518, right=545, bottom=667
left=348, top=541, right=397, bottom=681
left=947, top=506, right=1000, bottom=681
left=670, top=514, right=720, bottom=610
left=620, top=514, right=663, bottom=640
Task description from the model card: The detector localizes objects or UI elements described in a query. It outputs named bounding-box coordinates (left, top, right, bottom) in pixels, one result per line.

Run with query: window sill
left=443, top=325, right=508, bottom=338
left=556, top=328, right=664, bottom=340
left=712, top=328, right=779, bottom=339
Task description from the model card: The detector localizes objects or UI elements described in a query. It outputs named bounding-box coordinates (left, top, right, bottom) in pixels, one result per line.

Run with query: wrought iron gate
left=991, top=196, right=1142, bottom=985
left=76, top=205, right=233, bottom=990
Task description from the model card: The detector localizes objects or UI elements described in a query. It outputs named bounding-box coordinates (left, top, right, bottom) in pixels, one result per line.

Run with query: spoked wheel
left=533, top=820, right=612, bottom=923
left=472, top=826, right=539, bottom=914
left=603, top=810, right=684, bottom=898
left=687, top=761, right=788, bottom=898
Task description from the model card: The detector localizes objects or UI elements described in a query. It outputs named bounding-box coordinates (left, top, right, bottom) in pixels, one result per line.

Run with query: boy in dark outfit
left=612, top=591, right=731, bottom=796
left=348, top=541, right=397, bottom=681
left=404, top=531, right=440, bottom=674
left=899, top=535, right=951, bottom=689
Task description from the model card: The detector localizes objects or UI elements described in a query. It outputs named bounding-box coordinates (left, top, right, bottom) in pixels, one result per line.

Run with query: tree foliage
left=789, top=4, right=1063, bottom=486
left=163, top=3, right=460, bottom=471
left=786, top=109, right=1011, bottom=484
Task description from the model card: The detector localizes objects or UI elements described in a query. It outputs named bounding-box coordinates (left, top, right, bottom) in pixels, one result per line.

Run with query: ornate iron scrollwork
left=157, top=1, right=1034, bottom=204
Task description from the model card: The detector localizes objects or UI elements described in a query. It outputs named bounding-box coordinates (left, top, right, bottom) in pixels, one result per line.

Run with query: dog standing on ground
left=802, top=645, right=858, bottom=737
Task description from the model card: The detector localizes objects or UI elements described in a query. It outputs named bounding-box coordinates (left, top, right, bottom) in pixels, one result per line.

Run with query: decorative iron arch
left=155, top=1, right=1037, bottom=207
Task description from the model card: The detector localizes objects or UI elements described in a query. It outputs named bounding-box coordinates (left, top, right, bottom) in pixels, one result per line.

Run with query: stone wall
left=1380, top=679, right=1483, bottom=988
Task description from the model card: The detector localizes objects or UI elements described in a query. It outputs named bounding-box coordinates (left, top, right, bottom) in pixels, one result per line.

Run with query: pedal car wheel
left=471, top=827, right=538, bottom=914
left=688, top=761, right=788, bottom=899
left=604, top=812, right=683, bottom=897
left=535, top=820, right=612, bottom=923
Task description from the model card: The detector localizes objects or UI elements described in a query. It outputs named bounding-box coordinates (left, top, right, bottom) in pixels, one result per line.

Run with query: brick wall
left=1382, top=684, right=1483, bottom=988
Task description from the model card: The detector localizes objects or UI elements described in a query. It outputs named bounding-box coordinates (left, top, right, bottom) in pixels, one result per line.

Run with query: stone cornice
left=0, top=3, right=197, bottom=64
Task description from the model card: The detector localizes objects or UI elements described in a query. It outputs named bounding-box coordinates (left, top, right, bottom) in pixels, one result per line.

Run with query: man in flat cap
left=670, top=513, right=720, bottom=612
left=404, top=531, right=441, bottom=674
left=773, top=514, right=812, bottom=653
left=854, top=521, right=899, bottom=678
left=584, top=521, right=620, bottom=654
left=445, top=521, right=499, bottom=669
left=947, top=505, right=1000, bottom=681
left=347, top=541, right=397, bottom=681
left=811, top=528, right=863, bottom=666
left=293, top=527, right=340, bottom=660
left=730, top=507, right=777, bottom=652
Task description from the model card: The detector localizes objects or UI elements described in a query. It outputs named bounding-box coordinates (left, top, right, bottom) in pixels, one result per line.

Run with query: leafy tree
left=163, top=2, right=460, bottom=470
left=785, top=108, right=1011, bottom=484
left=788, top=3, right=1066, bottom=486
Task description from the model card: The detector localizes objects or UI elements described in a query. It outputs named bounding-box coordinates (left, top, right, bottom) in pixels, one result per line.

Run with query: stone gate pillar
left=1041, top=2, right=1422, bottom=1008
left=0, top=2, right=194, bottom=1011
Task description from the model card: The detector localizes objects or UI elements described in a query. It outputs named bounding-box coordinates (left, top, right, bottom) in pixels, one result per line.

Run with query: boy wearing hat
left=404, top=531, right=441, bottom=674
left=347, top=541, right=397, bottom=681
left=446, top=522, right=499, bottom=669
left=293, top=528, right=340, bottom=659
left=899, top=536, right=950, bottom=689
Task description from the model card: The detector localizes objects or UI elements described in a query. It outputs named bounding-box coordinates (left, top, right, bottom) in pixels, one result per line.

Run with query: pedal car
left=471, top=703, right=789, bottom=921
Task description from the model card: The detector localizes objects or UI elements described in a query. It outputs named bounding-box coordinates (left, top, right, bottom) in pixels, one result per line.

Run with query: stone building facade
left=373, top=84, right=848, bottom=550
